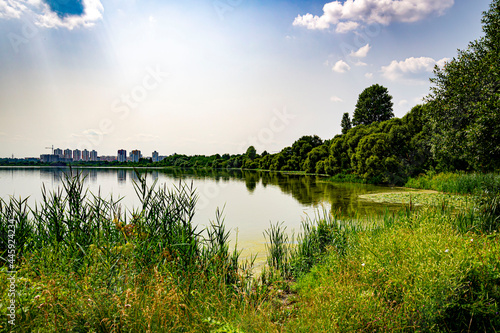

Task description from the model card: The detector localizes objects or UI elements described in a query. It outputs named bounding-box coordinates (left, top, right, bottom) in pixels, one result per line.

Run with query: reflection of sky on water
left=0, top=167, right=409, bottom=262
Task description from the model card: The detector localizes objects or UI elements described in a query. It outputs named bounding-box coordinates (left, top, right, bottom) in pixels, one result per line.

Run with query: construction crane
left=45, top=145, right=54, bottom=155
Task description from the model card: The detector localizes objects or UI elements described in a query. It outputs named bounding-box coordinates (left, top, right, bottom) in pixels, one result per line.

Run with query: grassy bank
left=1, top=171, right=500, bottom=332
left=283, top=206, right=500, bottom=332
left=406, top=172, right=500, bottom=195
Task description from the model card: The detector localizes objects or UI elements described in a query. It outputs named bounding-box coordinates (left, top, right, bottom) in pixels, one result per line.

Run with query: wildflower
left=445, top=249, right=449, bottom=253
left=362, top=263, right=365, bottom=267
left=471, top=239, right=474, bottom=242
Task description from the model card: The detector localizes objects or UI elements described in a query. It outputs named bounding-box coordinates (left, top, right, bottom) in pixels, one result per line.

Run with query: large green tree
left=426, top=0, right=500, bottom=171
left=341, top=112, right=352, bottom=134
left=352, top=84, right=394, bottom=126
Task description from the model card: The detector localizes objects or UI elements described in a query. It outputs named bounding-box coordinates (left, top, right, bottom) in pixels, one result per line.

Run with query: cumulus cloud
left=350, top=44, right=371, bottom=58
left=365, top=72, right=373, bottom=79
left=0, top=0, right=103, bottom=29
left=381, top=56, right=450, bottom=80
left=332, top=60, right=351, bottom=73
left=293, top=0, right=454, bottom=32
left=330, top=96, right=343, bottom=102
left=335, top=21, right=359, bottom=33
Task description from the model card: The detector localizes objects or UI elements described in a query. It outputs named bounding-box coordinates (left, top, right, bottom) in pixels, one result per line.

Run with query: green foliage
left=245, top=146, right=257, bottom=160
left=314, top=105, right=431, bottom=184
left=286, top=207, right=500, bottom=332
left=303, top=144, right=329, bottom=174
left=352, top=84, right=394, bottom=126
left=340, top=112, right=352, bottom=134
left=406, top=172, right=500, bottom=195
left=426, top=0, right=500, bottom=172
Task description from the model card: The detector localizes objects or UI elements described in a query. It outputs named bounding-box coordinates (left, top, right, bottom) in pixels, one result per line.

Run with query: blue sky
left=0, top=0, right=493, bottom=157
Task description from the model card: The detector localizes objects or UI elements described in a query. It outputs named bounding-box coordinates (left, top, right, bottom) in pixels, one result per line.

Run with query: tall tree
left=426, top=0, right=500, bottom=171
left=341, top=112, right=352, bottom=134
left=245, top=146, right=257, bottom=160
left=352, top=84, right=394, bottom=126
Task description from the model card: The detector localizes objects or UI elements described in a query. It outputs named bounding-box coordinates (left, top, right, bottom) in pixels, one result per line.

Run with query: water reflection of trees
left=146, top=169, right=404, bottom=216
left=31, top=167, right=404, bottom=217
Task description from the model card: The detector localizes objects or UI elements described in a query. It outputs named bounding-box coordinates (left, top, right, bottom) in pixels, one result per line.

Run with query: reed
left=0, top=169, right=261, bottom=332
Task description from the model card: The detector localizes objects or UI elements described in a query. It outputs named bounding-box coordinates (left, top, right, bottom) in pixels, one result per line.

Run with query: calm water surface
left=0, top=167, right=407, bottom=264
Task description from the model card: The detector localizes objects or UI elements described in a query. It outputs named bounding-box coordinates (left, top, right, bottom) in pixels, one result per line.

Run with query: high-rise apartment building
left=130, top=150, right=141, bottom=163
left=90, top=150, right=98, bottom=161
left=117, top=149, right=127, bottom=162
left=73, top=149, right=81, bottom=161
left=152, top=151, right=159, bottom=162
left=63, top=149, right=72, bottom=159
left=82, top=149, right=89, bottom=162
left=54, top=148, right=63, bottom=157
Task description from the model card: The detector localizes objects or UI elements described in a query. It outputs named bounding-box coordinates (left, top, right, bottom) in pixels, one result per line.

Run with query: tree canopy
left=426, top=0, right=500, bottom=171
left=352, top=84, right=394, bottom=126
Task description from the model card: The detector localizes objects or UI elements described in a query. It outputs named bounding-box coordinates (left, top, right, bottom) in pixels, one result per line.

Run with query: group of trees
left=426, top=0, right=500, bottom=171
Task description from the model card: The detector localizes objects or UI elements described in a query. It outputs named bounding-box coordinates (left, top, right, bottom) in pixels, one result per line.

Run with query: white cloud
left=350, top=44, right=371, bottom=58
left=293, top=0, right=454, bottom=32
left=354, top=61, right=367, bottom=67
left=365, top=72, right=373, bottom=79
left=0, top=0, right=27, bottom=19
left=0, top=0, right=103, bottom=30
left=436, top=58, right=449, bottom=68
left=381, top=56, right=450, bottom=80
left=335, top=21, right=359, bottom=33
left=332, top=60, right=351, bottom=73
left=398, top=99, right=409, bottom=107
left=330, top=96, right=343, bottom=102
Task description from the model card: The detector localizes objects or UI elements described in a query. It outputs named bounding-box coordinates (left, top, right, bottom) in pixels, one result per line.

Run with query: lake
left=0, top=167, right=407, bottom=266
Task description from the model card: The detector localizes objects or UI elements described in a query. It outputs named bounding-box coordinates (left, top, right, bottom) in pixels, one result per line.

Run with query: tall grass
left=406, top=171, right=500, bottom=195
left=283, top=206, right=500, bottom=332
left=0, top=169, right=260, bottom=332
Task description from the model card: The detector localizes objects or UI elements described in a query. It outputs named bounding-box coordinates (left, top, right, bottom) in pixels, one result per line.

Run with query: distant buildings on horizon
left=38, top=148, right=166, bottom=163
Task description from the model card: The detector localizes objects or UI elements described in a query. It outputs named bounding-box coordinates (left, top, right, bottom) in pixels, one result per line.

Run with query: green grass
left=281, top=206, right=500, bottom=332
left=405, top=172, right=500, bottom=195
left=1, top=170, right=500, bottom=332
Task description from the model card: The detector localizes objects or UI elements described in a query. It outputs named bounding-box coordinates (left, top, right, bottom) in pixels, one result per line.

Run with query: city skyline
left=38, top=147, right=161, bottom=162
left=0, top=0, right=493, bottom=157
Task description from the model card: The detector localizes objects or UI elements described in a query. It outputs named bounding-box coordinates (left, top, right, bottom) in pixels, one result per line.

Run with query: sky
left=0, top=0, right=493, bottom=158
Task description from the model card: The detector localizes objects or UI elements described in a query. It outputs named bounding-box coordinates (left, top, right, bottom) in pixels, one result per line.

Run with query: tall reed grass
left=0, top=169, right=259, bottom=332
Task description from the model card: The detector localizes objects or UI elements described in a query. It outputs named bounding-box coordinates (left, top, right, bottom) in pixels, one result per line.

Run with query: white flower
left=361, top=263, right=365, bottom=266
left=471, top=239, right=474, bottom=242
left=445, top=249, right=449, bottom=253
